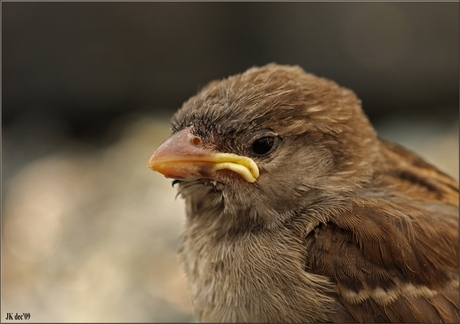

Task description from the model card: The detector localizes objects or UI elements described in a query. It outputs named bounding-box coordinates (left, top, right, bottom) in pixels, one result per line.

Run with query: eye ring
left=250, top=131, right=281, bottom=156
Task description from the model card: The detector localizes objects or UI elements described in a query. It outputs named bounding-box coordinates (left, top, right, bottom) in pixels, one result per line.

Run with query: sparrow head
left=149, top=64, right=380, bottom=230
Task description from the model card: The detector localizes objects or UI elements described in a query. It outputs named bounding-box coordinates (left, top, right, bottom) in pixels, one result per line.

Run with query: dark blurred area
left=2, top=2, right=459, bottom=180
left=2, top=2, right=458, bottom=323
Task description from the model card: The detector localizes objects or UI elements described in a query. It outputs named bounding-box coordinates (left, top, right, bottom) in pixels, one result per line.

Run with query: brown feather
left=304, top=140, right=458, bottom=322
left=150, top=63, right=458, bottom=322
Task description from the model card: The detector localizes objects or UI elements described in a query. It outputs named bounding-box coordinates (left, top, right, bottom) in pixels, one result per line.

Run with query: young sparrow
left=148, top=64, right=458, bottom=322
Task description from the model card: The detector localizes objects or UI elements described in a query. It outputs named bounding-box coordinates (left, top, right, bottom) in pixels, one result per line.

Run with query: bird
left=148, top=63, right=459, bottom=322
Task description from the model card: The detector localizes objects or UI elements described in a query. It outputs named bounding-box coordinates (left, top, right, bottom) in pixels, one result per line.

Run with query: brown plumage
left=148, top=63, right=458, bottom=322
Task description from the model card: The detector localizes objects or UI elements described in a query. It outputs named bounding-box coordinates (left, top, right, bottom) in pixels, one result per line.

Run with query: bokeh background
left=2, top=2, right=458, bottom=323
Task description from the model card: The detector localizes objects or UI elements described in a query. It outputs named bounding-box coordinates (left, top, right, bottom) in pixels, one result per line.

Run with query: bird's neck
left=179, top=215, right=335, bottom=322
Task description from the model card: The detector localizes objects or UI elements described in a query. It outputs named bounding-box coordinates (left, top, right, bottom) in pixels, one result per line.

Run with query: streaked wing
left=305, top=140, right=459, bottom=323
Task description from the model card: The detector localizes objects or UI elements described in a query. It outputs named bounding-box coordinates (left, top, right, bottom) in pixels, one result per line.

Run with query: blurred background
left=2, top=2, right=458, bottom=322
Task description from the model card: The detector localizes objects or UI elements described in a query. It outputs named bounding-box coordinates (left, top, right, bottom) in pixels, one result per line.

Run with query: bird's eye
left=251, top=136, right=278, bottom=155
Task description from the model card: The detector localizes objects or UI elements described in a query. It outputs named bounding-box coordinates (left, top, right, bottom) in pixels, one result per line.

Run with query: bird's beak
left=148, top=127, right=259, bottom=183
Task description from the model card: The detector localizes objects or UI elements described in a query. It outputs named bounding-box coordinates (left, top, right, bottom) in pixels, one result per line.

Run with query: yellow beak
left=148, top=127, right=259, bottom=183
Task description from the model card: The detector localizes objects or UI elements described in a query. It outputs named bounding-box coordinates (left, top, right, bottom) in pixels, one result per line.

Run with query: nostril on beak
left=191, top=136, right=201, bottom=146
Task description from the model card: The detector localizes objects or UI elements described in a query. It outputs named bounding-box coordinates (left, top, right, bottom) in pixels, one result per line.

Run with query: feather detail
left=305, top=141, right=458, bottom=322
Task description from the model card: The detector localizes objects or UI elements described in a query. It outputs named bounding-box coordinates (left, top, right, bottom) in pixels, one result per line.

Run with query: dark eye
left=251, top=136, right=278, bottom=155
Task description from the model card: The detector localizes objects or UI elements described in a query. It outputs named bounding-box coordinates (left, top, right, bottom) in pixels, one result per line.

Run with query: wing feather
left=304, top=140, right=459, bottom=322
